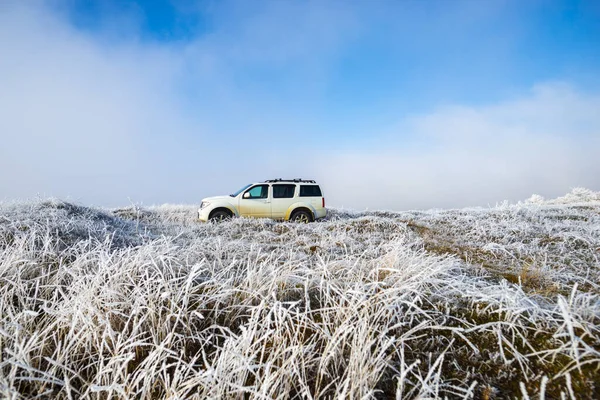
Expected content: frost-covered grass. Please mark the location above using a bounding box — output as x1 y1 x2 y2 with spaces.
1 190 599 399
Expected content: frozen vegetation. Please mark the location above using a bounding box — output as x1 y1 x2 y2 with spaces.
0 188 599 399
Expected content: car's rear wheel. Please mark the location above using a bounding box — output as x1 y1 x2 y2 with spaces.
290 210 312 223
210 210 232 222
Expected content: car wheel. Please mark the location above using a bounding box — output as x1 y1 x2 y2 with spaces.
210 210 231 222
290 210 311 223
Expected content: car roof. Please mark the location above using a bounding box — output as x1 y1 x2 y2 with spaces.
262 179 317 184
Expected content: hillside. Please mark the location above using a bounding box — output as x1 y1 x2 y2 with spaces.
1 189 599 399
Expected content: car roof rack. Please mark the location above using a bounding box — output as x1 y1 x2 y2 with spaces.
265 178 316 183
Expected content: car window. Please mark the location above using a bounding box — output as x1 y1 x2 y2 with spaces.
273 184 295 199
246 185 268 199
299 185 322 197
231 183 252 197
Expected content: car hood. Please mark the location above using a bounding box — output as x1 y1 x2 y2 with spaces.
201 195 236 204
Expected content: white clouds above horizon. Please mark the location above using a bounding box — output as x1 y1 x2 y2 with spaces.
0 2 598 211
0 3 198 205
0 1 361 207
315 83 600 210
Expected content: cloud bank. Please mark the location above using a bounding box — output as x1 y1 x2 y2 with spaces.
315 84 600 210
0 2 598 211
0 3 199 205
0 2 357 206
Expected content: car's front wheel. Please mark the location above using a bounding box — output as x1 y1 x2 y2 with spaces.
209 210 232 222
290 210 312 223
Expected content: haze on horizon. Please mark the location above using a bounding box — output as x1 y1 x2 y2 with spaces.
1 0 599 211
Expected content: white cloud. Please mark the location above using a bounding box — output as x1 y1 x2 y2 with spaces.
0 1 360 206
1 3 598 211
0 3 199 205
313 83 600 210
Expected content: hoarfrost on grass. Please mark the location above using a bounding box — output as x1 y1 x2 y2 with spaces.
1 188 599 398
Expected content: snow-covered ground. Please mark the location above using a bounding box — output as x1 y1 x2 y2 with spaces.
1 189 599 399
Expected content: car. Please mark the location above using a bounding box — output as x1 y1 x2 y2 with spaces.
198 179 326 222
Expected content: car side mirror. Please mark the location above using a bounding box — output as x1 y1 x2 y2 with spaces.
243 192 250 199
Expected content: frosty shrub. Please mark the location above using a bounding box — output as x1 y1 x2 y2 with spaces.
0 189 599 399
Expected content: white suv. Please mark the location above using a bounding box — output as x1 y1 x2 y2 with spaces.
198 179 326 222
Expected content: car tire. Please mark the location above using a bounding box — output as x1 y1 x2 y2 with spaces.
290 210 312 223
210 210 232 222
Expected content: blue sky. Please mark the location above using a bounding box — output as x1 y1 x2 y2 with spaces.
1 0 599 209
64 0 600 128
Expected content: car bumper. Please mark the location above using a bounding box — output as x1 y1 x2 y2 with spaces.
198 207 211 222
315 208 327 220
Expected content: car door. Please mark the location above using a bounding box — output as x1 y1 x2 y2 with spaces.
238 184 272 218
271 184 296 219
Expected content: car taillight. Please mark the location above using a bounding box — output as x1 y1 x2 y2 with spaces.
322 197 325 208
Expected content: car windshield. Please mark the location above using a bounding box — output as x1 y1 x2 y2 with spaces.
230 184 252 197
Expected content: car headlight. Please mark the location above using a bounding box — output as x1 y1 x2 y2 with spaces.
200 201 210 209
